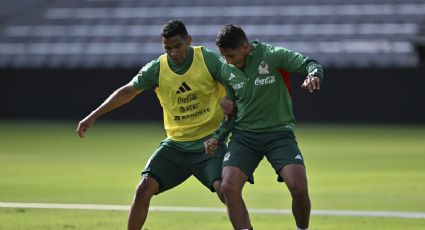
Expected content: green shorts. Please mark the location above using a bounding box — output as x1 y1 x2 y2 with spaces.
223 129 304 183
142 143 226 194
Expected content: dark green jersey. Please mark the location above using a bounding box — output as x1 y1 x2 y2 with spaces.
132 46 226 152
218 40 323 133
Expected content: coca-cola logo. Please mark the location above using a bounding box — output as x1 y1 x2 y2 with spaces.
254 76 275 86
177 94 198 104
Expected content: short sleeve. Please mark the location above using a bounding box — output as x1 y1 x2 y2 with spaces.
201 47 226 83
132 58 160 90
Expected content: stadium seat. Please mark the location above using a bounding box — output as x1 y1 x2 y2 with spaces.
0 0 424 68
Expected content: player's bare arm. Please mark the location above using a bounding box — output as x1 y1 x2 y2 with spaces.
301 75 321 93
204 138 219 154
76 82 142 138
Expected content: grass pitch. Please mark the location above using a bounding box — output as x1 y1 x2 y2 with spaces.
0 121 424 229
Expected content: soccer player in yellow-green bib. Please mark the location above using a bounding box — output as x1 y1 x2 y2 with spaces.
76 20 230 230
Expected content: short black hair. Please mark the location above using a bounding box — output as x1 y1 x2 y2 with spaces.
216 24 248 49
161 20 188 39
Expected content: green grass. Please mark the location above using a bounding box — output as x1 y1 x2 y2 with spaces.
1 121 425 229
1 208 425 230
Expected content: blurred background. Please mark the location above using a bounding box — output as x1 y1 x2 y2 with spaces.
1 0 424 123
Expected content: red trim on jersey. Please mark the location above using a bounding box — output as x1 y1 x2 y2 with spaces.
277 67 292 97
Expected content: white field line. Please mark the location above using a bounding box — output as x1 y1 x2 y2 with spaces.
1 202 425 219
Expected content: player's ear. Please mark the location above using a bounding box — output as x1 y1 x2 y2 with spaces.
186 35 192 45
241 42 250 54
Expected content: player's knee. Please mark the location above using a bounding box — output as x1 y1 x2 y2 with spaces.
220 180 242 198
134 177 157 203
212 180 225 204
286 181 308 198
212 180 222 194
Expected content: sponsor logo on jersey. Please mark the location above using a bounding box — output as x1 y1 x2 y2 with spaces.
174 108 211 120
229 73 236 80
255 75 276 85
177 94 197 104
179 103 200 113
176 82 192 94
258 61 269 74
232 82 245 90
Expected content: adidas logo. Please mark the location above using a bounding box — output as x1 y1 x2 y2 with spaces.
294 154 303 160
176 82 192 94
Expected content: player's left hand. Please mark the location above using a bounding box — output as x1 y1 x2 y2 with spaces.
204 138 218 155
220 97 236 116
301 75 321 93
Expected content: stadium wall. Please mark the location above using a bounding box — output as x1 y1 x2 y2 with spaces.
0 68 424 123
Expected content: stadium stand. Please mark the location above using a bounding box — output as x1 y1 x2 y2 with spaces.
0 0 424 68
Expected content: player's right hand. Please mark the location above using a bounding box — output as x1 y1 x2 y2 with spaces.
76 117 95 138
204 138 218 155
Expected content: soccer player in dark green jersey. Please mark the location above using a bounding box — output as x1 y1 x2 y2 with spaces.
76 20 233 230
205 24 323 230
